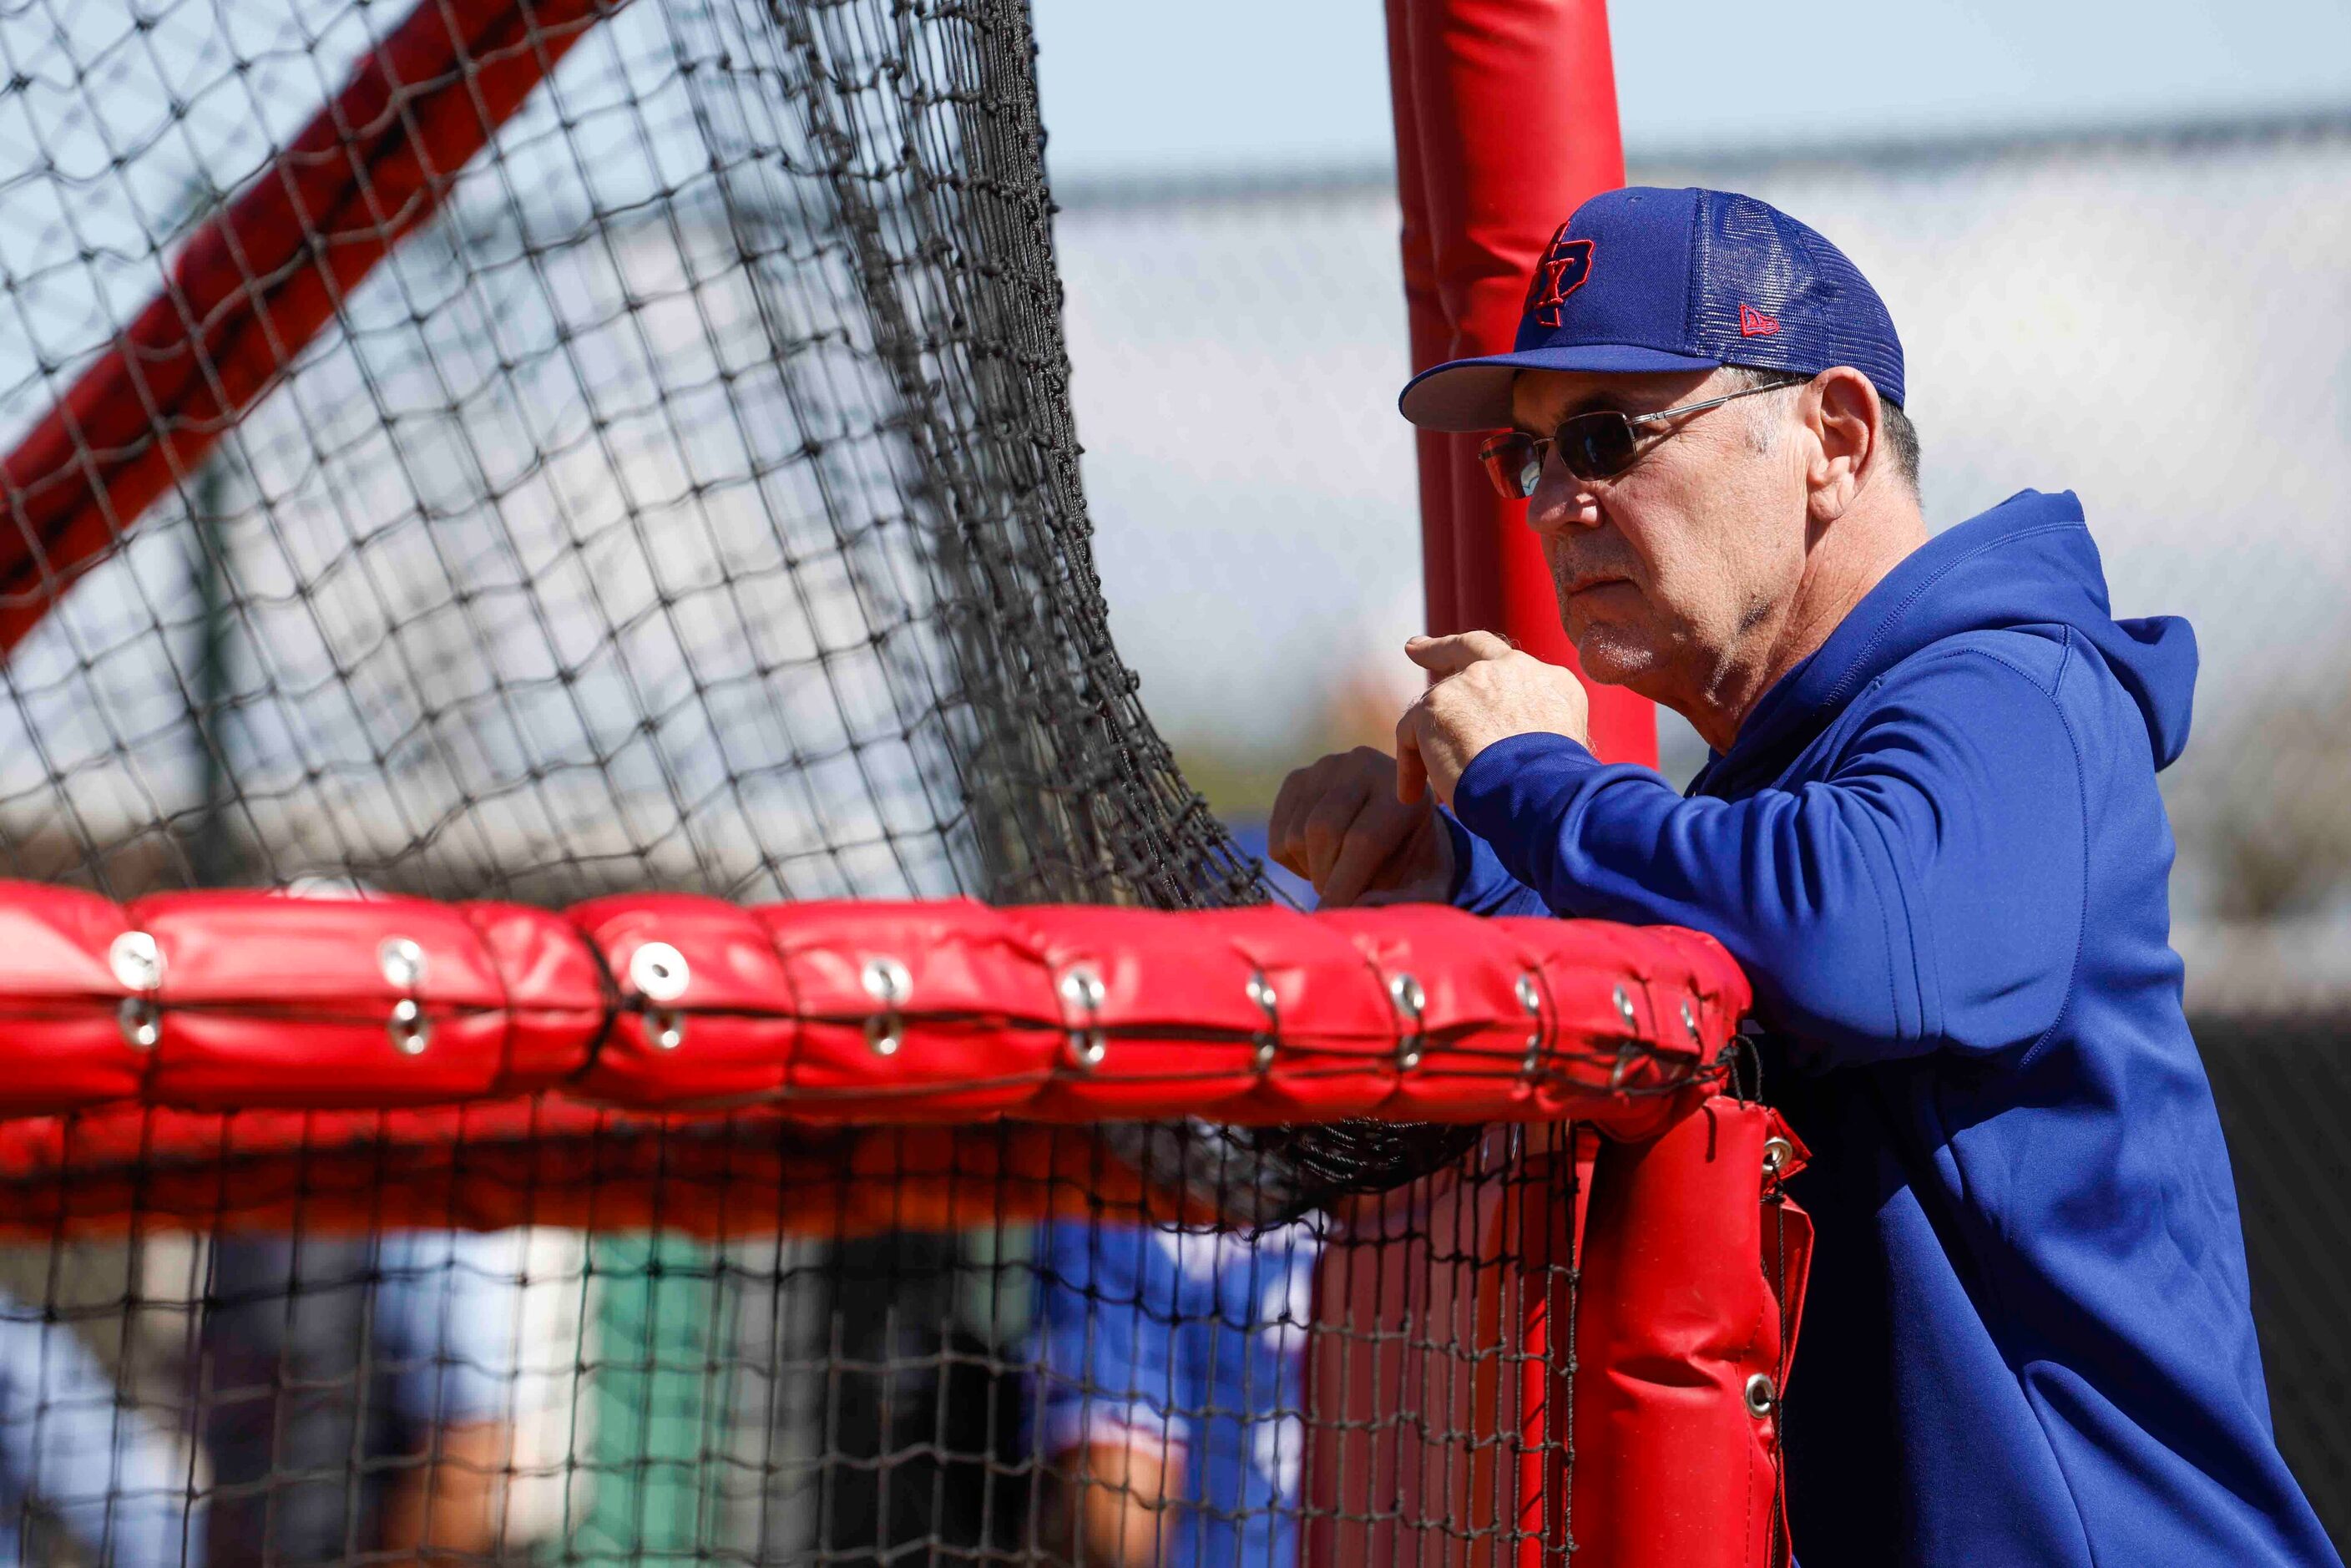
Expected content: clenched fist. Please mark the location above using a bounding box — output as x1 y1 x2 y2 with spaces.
1395 631 1591 807
1268 747 1454 908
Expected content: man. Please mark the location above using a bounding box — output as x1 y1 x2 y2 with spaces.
1269 185 2336 1565
1031 1217 1320 1568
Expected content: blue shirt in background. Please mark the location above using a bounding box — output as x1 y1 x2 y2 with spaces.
1032 1219 1322 1568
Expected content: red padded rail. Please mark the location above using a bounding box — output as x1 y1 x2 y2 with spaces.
0 883 1743 1128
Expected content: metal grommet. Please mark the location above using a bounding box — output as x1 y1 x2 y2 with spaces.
1762 1136 1794 1178
109 930 164 993
111 931 164 1050
1515 973 1541 1014
629 941 690 1003
1060 965 1106 1071
1246 970 1278 1018
117 998 159 1051
862 957 912 1057
648 1008 685 1051
1246 969 1278 1073
1388 972 1426 1019
1612 984 1638 1032
1059 965 1106 1013
388 996 432 1056
1521 1044 1543 1079
378 936 426 990
1743 1372 1777 1419
1388 972 1426 1071
862 957 912 1007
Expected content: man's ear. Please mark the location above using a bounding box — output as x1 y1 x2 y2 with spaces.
1803 367 1881 524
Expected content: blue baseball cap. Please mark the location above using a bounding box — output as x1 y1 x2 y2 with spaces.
1398 186 1904 431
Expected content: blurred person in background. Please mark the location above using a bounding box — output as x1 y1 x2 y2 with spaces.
204 1229 523 1561
0 1288 199 1565
1032 1218 1319 1568
1272 185 2336 1566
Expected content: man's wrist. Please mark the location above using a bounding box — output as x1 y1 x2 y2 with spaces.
1452 731 1601 845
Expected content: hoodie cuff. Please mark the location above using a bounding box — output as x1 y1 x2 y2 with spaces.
1452 732 1605 889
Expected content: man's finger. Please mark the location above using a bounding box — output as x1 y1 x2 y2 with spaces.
1267 763 1317 875
1405 630 1515 678
1317 797 1419 909
1297 771 1373 888
1352 814 1449 906
1395 708 1428 804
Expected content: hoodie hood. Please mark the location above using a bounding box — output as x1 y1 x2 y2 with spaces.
1703 489 2197 797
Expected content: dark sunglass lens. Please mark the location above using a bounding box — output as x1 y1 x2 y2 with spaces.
1560 414 1637 481
1478 433 1542 500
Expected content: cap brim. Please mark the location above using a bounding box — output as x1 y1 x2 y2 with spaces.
1398 344 1724 431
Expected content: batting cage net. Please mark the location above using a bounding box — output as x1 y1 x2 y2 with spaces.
0 2 1802 1564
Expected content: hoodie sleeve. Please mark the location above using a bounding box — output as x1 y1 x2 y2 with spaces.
1448 649 2088 1066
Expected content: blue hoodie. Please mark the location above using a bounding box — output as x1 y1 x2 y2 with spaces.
1444 490 2337 1567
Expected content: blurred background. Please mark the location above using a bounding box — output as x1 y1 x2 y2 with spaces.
1036 0 2351 1536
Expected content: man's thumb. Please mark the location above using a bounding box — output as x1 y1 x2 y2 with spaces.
1406 630 1514 677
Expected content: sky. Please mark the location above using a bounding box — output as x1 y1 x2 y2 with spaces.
1029 0 2351 179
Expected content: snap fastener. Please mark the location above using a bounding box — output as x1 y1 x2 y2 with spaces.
629 942 690 1002
378 936 425 989
109 930 163 992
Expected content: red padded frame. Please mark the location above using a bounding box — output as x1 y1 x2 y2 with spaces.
0 883 1741 1126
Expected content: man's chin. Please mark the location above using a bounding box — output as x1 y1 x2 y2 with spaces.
1560 623 1656 688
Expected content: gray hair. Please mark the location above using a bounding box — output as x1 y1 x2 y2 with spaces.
1724 365 1920 497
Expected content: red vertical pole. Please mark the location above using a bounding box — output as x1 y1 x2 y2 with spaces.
1385 0 1460 649
1383 0 1656 768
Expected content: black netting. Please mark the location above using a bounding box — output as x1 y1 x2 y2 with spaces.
0 0 1256 912
0 5 1568 1560
0 1115 1582 1566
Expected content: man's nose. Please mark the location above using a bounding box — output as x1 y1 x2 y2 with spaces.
1525 471 1604 536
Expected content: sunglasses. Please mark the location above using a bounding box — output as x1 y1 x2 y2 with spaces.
1476 377 1803 498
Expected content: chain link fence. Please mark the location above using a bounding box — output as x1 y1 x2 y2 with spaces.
1057 112 2351 1543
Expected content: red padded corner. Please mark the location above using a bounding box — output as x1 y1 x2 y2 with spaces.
129 889 509 1106
1492 918 1747 1136
567 893 797 1107
757 899 1059 1118
0 880 149 1110
458 901 607 1090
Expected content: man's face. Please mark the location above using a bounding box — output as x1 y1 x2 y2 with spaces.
1508 366 1810 710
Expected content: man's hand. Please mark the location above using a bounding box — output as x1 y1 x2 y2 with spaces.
1395 632 1592 808
1269 746 1454 907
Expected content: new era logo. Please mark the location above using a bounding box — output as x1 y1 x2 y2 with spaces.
1524 225 1596 330
1738 303 1781 337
